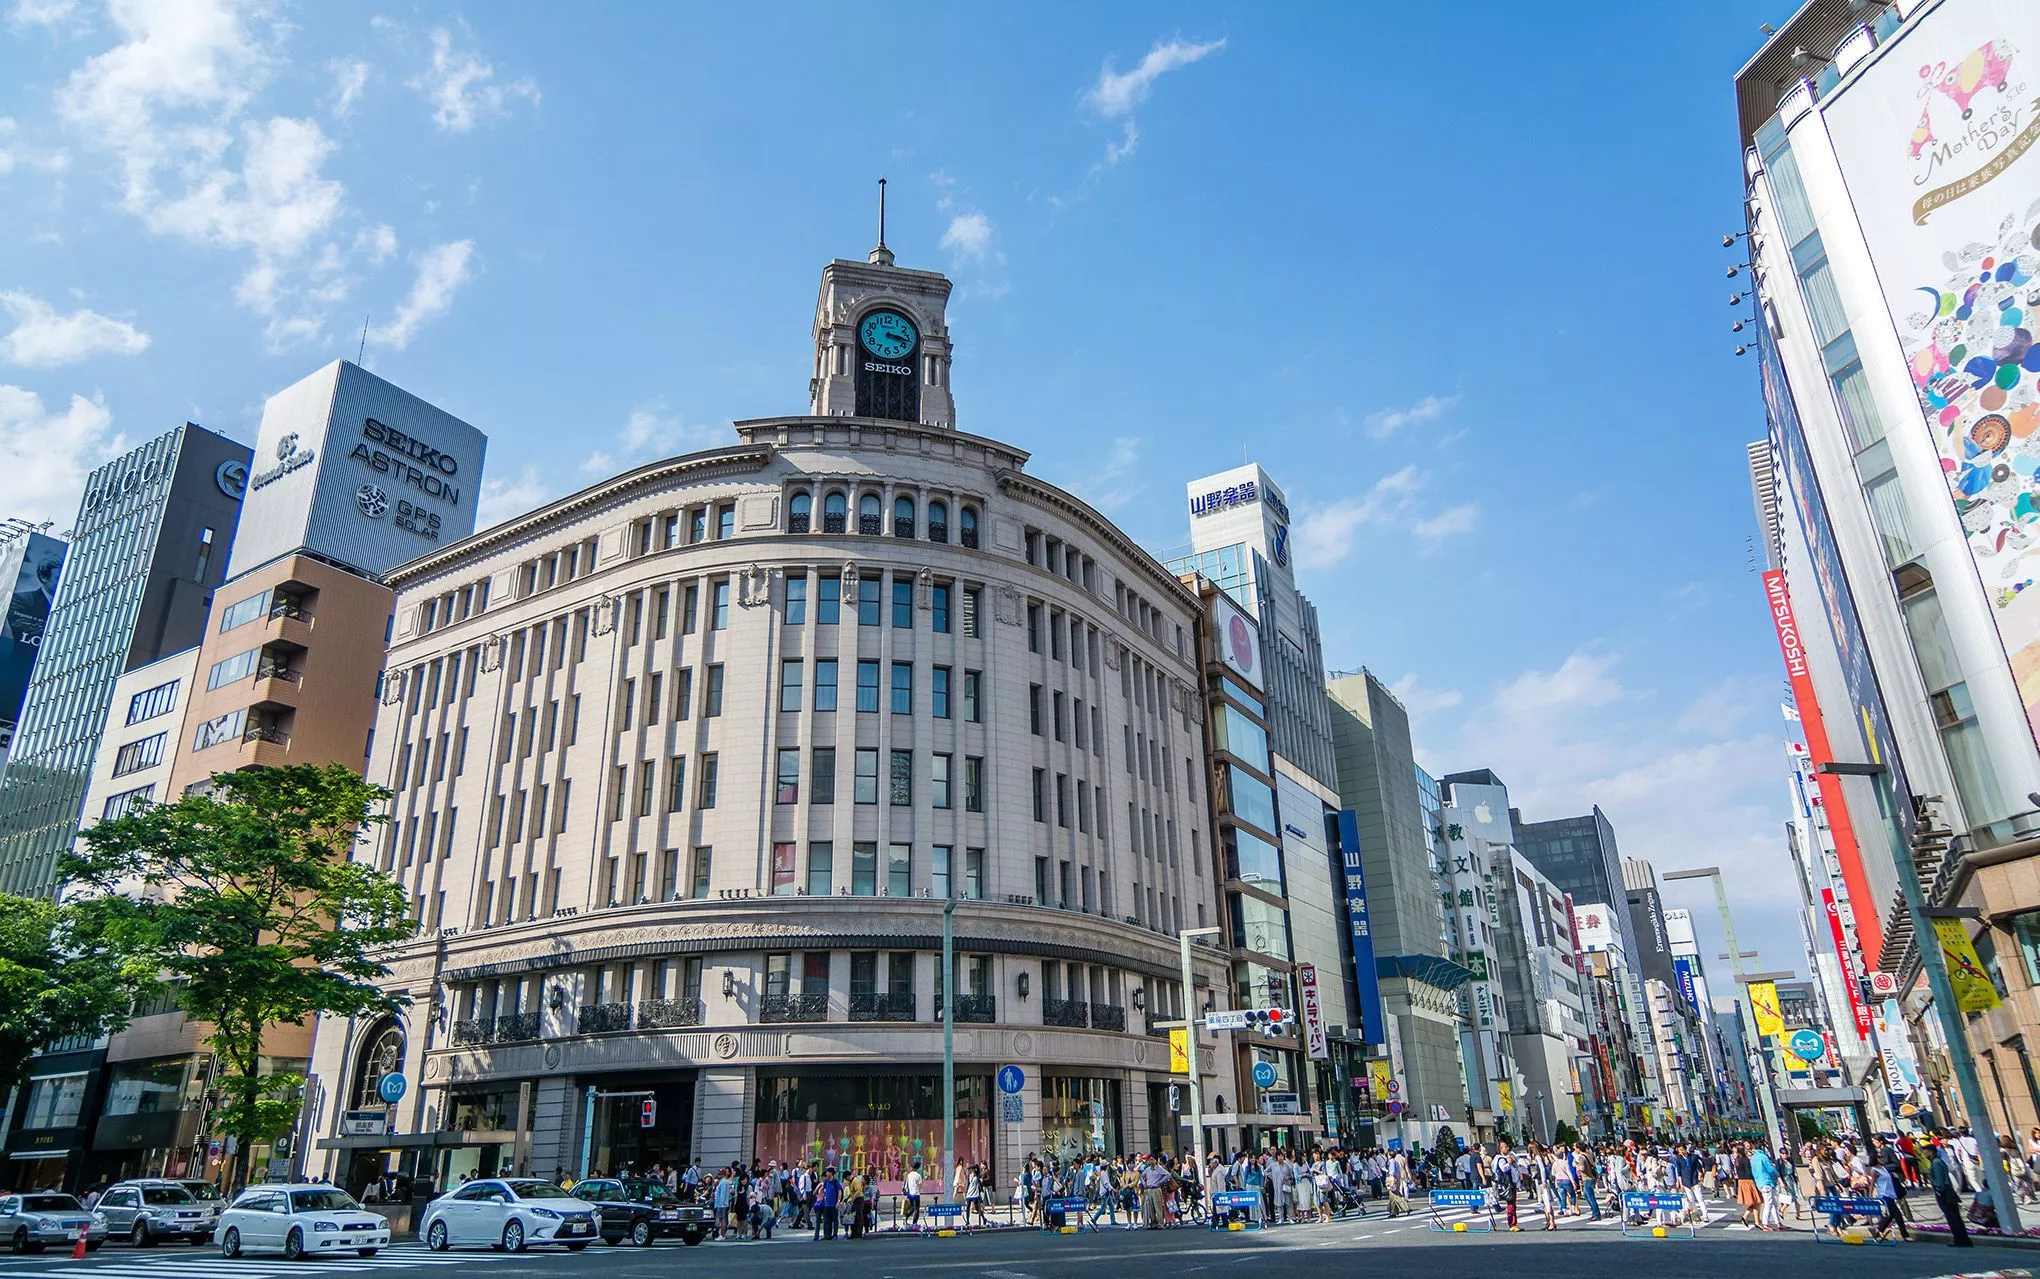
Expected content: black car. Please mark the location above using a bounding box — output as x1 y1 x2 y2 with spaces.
569 1179 712 1247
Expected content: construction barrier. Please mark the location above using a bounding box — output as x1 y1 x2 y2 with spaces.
1043 1196 1088 1233
924 1203 967 1236
1620 1191 1697 1239
1429 1187 1496 1233
1811 1195 1898 1246
1210 1190 1264 1230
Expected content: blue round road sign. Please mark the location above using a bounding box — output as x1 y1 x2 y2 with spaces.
997 1065 1025 1095
1788 1029 1826 1064
377 1072 408 1103
1252 1061 1278 1088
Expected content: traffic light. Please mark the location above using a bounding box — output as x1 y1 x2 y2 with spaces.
639 1098 657 1128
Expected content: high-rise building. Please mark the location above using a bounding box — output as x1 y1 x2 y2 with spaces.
1735 0 2040 1135
304 239 1225 1193
1490 844 1589 1143
0 425 250 897
0 526 68 773
1515 808 1642 965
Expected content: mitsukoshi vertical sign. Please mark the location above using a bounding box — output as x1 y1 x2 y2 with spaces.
1824 0 2040 744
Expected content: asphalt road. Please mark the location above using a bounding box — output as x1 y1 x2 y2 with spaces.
0 1210 2028 1279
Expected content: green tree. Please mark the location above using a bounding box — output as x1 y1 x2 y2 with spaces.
0 892 157 1092
66 764 415 1186
1552 1120 1581 1147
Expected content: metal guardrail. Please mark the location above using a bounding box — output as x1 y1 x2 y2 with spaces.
1041 998 1088 1029
760 991 830 1023
848 992 917 1022
636 997 705 1029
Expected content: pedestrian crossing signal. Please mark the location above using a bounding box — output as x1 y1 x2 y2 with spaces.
639 1099 656 1128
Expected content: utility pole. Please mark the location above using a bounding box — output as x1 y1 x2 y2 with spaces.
1178 927 1221 1170
1820 763 2022 1235
942 897 955 1203
1665 868 1786 1151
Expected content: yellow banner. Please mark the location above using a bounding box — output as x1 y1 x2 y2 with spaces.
1936 918 2004 1013
1640 1105 1653 1129
1781 1047 1810 1073
1750 981 1785 1039
1497 1081 1513 1114
1169 1028 1189 1074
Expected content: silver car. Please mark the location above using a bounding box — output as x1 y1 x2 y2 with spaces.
93 1180 213 1246
1 1192 107 1254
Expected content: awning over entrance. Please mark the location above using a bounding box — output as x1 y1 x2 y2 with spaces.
7 1150 70 1160
315 1129 515 1153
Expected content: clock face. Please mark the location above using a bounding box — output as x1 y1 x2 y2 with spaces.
859 310 918 360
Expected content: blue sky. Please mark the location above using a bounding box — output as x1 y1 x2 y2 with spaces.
1 1 1805 976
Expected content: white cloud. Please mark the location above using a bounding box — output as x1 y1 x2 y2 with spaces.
409 26 537 134
1674 677 1761 738
329 57 369 118
1492 649 1624 720
0 292 151 366
0 385 126 525
579 404 728 478
1067 436 1145 514
1389 672 1464 717
353 222 396 265
1365 392 1460 439
8 0 82 29
1290 465 1424 571
1085 37 1226 117
941 211 992 262
475 464 550 530
1100 120 1139 168
0 117 72 175
366 239 475 349
1411 501 1478 544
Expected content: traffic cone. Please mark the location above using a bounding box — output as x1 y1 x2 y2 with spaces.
71 1221 88 1260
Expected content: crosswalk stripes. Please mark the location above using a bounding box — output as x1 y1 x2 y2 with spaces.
0 1244 535 1279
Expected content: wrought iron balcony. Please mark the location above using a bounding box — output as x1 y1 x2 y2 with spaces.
636 997 705 1029
858 514 883 535
848 992 917 1022
822 513 846 533
760 991 829 1024
893 518 915 538
1091 1004 1127 1032
927 523 947 544
242 723 289 746
1042 998 1089 1029
1145 1016 1172 1039
450 1018 490 1046
492 1012 541 1042
577 1001 633 1035
959 527 979 549
951 995 996 1024
788 514 810 533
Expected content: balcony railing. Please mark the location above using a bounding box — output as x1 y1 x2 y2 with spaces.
1042 998 1089 1029
927 523 947 544
268 599 306 621
788 514 810 533
858 514 883 535
492 1012 541 1042
848 992 917 1022
577 1001 633 1035
760 991 830 1024
822 513 846 533
242 724 289 746
951 995 996 1024
959 527 979 549
1145 1016 1172 1039
450 1018 490 1046
255 662 300 683
636 997 705 1029
893 518 915 538
1091 1004 1127 1032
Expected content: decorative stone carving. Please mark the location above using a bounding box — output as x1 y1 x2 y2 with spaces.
1013 1031 1034 1056
1103 636 1124 670
479 635 505 673
738 563 770 608
591 596 618 636
542 1044 562 1071
379 669 405 706
713 1033 739 1060
994 585 1022 626
916 565 934 610
840 564 861 602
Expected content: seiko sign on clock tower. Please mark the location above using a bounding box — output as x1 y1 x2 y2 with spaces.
808 239 957 428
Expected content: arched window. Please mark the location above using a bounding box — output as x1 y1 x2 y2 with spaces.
893 497 916 538
350 1018 405 1110
959 505 980 549
927 500 949 543
823 491 847 534
858 494 882 535
788 491 812 534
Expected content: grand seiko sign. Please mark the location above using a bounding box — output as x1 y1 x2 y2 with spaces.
350 418 463 507
251 434 315 491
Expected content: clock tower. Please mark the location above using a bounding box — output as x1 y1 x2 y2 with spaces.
809 221 956 428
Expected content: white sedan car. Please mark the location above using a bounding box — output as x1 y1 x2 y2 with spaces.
215 1185 390 1260
419 1179 599 1253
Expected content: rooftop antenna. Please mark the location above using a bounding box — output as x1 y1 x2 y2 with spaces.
869 177 894 267
358 316 369 366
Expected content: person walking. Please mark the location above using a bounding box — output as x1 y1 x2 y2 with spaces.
903 1160 923 1230
1495 1142 1520 1232
1871 1154 1909 1242
1931 1141 1974 1246
1733 1143 1762 1229
1751 1144 1782 1231
817 1166 842 1241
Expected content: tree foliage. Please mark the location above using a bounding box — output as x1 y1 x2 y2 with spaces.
65 764 414 1182
0 892 156 1091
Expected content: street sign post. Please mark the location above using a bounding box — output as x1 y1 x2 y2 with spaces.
997 1065 1025 1094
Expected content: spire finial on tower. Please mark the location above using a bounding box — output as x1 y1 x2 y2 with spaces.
869 176 895 267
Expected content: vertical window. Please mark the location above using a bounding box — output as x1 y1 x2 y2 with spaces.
785 574 807 624
711 580 730 629
705 665 725 716
1027 603 1042 653
855 749 879 804
892 579 914 628
932 754 952 809
889 750 913 805
965 756 984 812
716 503 735 539
620 679 636 731
963 671 981 722
807 843 833 896
682 584 699 632
194 526 216 582
780 660 803 712
964 848 985 900
891 662 913 714
858 577 881 625
961 586 981 637
814 659 838 711
698 753 719 808
612 765 628 820
667 755 686 811
647 672 663 725
776 749 800 804
660 849 680 901
1032 769 1046 822
689 846 712 899
690 508 708 542
893 496 916 538
887 843 911 896
931 583 950 633
852 842 878 895
1030 685 1043 735
817 575 841 624
654 589 670 639
1056 773 1069 827
932 845 952 899
675 669 693 720
856 661 880 712
639 764 655 817
1053 691 1065 741
812 747 836 804
932 666 950 718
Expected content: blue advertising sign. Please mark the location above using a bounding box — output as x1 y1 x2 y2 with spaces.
997 1065 1025 1095
0 532 65 726
1672 955 1701 1015
1337 810 1385 1045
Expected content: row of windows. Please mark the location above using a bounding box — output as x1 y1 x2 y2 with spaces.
125 678 180 725
604 747 990 818
109 731 166 777
418 577 490 635
778 660 982 719
785 489 981 546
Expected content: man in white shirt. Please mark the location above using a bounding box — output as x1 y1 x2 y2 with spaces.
904 1162 924 1229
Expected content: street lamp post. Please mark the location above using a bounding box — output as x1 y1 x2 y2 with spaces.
942 897 955 1205
1663 868 1786 1151
1178 927 1222 1171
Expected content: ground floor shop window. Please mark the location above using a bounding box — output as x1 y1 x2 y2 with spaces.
753 1071 990 1193
1041 1075 1120 1162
